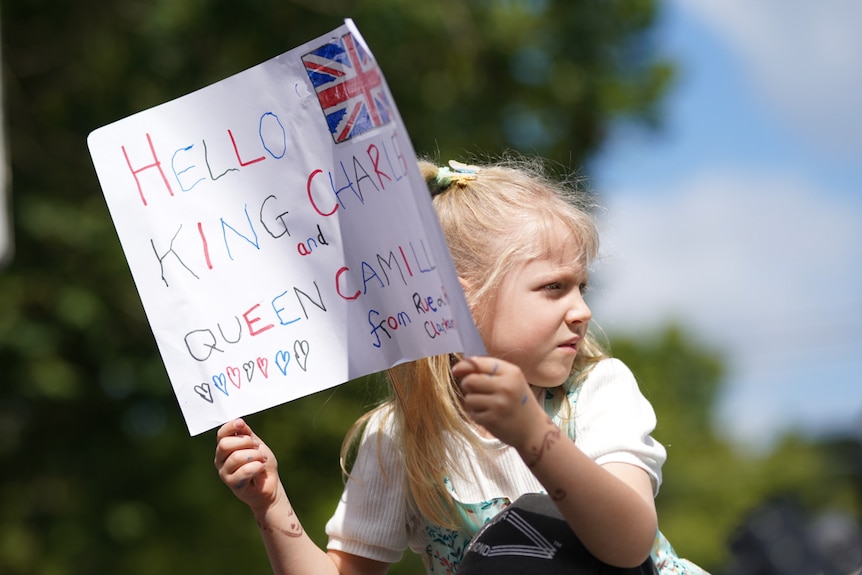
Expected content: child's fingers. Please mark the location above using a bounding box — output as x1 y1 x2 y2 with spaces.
456 359 517 400
452 356 503 379
220 455 268 492
228 461 267 491
215 418 252 442
214 420 266 468
226 448 268 474
218 444 268 480
214 433 258 467
457 358 534 414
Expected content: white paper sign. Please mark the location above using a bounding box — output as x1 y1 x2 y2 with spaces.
88 20 485 435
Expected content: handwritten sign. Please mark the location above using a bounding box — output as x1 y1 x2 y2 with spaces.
87 20 485 435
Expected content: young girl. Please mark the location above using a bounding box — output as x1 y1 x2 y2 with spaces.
214 158 708 575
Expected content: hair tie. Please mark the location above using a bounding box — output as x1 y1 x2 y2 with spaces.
431 160 481 197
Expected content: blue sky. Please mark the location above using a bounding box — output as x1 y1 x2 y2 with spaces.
589 0 862 449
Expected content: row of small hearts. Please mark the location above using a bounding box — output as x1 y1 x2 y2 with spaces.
194 339 310 403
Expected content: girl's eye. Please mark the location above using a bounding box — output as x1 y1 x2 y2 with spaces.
579 283 589 295
543 282 562 291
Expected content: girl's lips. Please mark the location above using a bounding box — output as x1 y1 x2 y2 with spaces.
558 337 581 349
557 335 584 354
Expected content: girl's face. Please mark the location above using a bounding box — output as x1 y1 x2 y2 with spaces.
477 231 592 388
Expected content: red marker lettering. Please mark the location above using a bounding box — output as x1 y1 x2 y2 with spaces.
121 133 174 206
335 266 361 300
228 129 265 167
307 169 338 216
243 303 274 336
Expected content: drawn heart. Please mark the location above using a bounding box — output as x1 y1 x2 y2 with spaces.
275 350 291 376
242 361 255 382
194 383 214 403
226 365 242 389
294 339 310 372
212 373 229 397
257 356 269 379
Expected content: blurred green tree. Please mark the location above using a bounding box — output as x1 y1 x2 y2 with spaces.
609 327 862 572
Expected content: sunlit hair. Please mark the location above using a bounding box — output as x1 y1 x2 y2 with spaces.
341 155 608 529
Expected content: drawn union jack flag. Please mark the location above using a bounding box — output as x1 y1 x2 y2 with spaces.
302 32 393 143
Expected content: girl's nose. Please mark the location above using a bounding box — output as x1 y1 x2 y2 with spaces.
566 293 592 325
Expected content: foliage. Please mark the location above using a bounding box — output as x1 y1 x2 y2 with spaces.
610 327 862 572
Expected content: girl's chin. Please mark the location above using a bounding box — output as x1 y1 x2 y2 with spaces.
528 374 571 389
528 364 576 388
531 381 567 390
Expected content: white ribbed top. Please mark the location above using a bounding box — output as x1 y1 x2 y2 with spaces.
325 358 666 564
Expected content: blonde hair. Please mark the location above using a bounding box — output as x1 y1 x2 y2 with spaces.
341 155 608 529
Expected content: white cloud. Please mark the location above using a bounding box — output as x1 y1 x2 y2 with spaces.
673 0 862 159
590 169 862 444
593 169 862 340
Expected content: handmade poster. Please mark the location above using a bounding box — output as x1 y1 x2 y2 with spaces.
88 19 486 435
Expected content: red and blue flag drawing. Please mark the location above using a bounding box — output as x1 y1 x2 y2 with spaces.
302 33 393 143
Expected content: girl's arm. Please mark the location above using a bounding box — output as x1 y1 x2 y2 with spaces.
452 358 657 568
215 419 390 575
516 417 657 567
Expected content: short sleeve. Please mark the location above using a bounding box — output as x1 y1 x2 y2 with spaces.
573 358 667 494
325 409 409 563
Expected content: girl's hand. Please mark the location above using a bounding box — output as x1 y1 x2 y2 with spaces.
214 418 283 515
452 356 548 449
